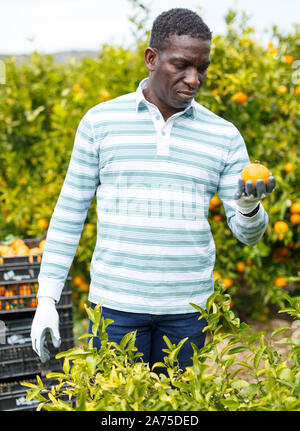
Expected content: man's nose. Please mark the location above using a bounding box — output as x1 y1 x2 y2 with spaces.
183 67 200 88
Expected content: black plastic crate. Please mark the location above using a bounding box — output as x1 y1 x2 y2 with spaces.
0 277 72 315
0 232 46 265
0 308 74 380
0 377 61 411
0 231 73 315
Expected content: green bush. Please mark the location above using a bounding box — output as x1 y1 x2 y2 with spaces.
22 281 300 411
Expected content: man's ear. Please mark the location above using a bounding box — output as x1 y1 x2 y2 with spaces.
144 47 159 73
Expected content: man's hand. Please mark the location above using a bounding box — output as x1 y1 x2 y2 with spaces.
31 296 61 363
234 175 276 215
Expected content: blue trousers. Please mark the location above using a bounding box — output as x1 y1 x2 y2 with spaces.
88 303 207 375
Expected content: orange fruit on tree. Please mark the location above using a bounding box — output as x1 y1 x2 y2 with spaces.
284 162 293 173
72 84 83 94
290 202 300 214
212 214 222 222
213 272 222 281
284 55 294 65
290 213 300 225
274 221 289 240
236 262 245 272
74 276 85 287
241 162 271 188
275 277 287 288
277 85 288 94
209 194 221 210
295 86 300 95
37 218 49 230
233 92 248 104
274 221 289 234
222 278 234 289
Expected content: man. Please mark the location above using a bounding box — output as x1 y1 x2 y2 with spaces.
31 8 275 373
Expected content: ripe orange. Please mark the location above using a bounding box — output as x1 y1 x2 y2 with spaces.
267 41 278 55
222 278 234 289
37 218 49 230
284 162 293 173
29 247 42 255
212 214 222 222
290 213 300 225
284 55 294 65
290 202 300 214
100 89 111 101
74 276 85 286
213 272 222 281
274 221 289 239
241 162 271 187
15 245 30 256
209 194 221 210
277 85 288 94
274 221 289 234
10 238 26 250
39 240 46 252
246 258 253 266
236 262 245 272
72 84 83 94
295 86 300 95
233 92 248 104
275 277 287 288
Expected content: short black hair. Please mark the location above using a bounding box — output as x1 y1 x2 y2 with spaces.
149 8 212 51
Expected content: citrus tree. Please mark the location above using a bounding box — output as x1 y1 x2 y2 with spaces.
0 1 299 324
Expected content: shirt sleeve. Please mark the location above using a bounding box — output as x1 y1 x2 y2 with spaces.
37 109 100 302
217 129 268 246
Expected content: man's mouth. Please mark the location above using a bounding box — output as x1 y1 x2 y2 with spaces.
177 90 196 100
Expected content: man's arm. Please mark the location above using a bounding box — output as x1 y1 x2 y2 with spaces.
31 109 100 362
216 130 269 247
37 109 100 302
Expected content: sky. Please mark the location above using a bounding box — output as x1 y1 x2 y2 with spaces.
0 0 299 55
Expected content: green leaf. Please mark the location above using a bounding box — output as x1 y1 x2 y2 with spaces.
152 362 167 369
20 381 39 389
231 379 249 389
235 361 253 370
221 399 239 410
63 358 70 375
228 346 248 355
254 348 265 369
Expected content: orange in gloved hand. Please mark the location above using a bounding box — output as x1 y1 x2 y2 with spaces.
241 162 271 188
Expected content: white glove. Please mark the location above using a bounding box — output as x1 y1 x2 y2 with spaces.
234 176 276 214
31 296 61 363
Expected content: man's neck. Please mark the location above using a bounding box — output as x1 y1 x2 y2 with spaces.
142 86 184 122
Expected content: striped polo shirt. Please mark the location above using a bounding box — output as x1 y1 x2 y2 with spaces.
37 78 268 314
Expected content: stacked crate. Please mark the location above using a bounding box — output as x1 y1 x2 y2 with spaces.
0 233 74 411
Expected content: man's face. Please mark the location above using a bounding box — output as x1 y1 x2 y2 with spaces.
145 34 211 113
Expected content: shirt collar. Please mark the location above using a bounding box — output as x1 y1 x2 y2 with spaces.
136 77 197 120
